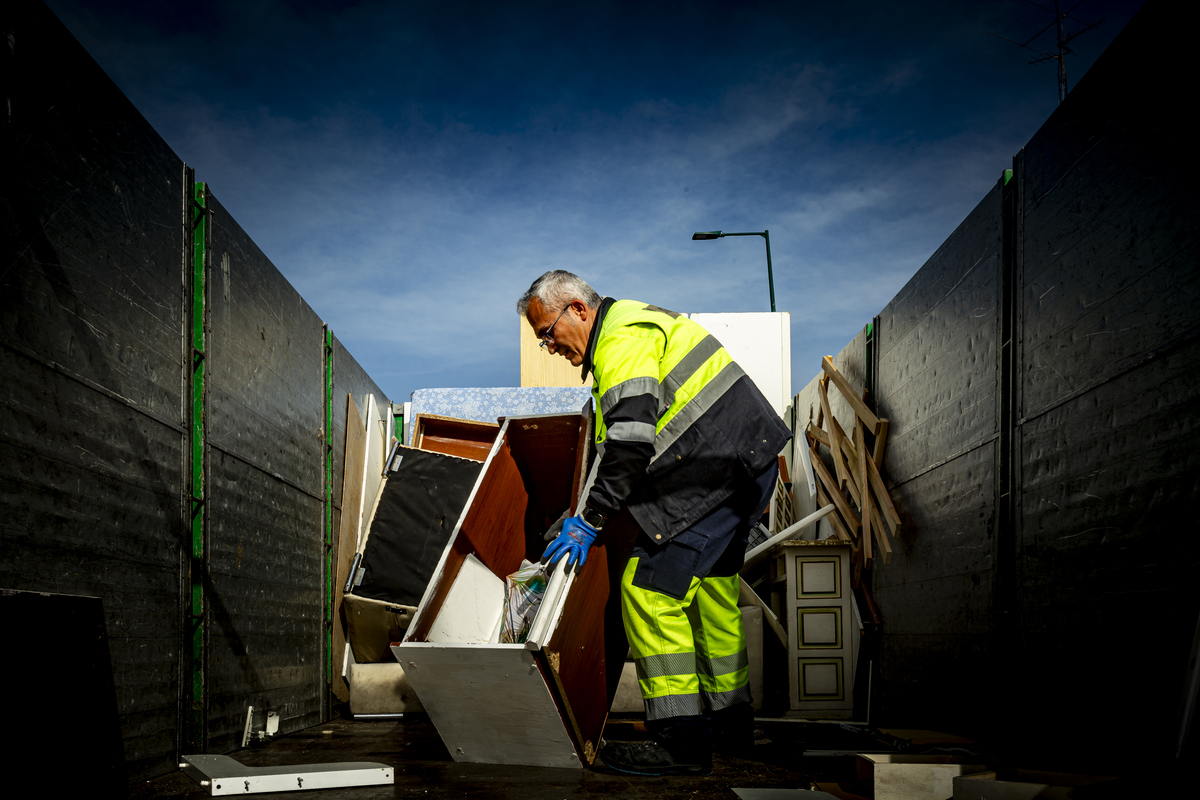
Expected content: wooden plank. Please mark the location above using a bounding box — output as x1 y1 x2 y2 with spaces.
817 377 850 491
332 393 368 703
822 355 881 434
858 420 871 565
815 481 856 549
807 422 830 448
810 446 861 535
867 490 893 566
836 421 863 508
872 418 890 465
865 442 902 535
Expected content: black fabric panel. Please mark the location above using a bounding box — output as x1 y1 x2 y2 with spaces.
205 194 326 750
1 0 186 782
355 449 483 606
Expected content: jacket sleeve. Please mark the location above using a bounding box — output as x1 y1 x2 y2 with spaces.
586 331 661 516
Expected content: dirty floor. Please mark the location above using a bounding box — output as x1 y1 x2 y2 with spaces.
130 714 904 799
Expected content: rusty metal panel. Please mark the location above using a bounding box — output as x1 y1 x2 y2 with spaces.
0 0 186 782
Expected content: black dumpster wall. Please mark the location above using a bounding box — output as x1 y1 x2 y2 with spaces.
797 1 1198 766
1 1 391 780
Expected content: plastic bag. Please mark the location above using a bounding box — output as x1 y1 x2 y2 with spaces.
499 560 549 644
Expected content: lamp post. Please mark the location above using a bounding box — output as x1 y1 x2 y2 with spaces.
692 229 776 312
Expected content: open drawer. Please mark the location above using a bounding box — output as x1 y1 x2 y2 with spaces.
392 408 628 768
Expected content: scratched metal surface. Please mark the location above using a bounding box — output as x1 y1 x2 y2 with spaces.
0 1 187 781
205 195 327 753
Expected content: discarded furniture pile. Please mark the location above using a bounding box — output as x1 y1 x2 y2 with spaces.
327 393 634 768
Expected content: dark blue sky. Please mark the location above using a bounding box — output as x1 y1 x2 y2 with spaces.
47 0 1145 402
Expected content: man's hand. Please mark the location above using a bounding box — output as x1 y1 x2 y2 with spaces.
541 514 599 572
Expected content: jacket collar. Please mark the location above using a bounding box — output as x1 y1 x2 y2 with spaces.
581 296 615 381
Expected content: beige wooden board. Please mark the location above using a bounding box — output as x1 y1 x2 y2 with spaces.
857 754 987 800
393 642 581 768
347 661 424 715
519 316 593 388
333 394 368 703
359 394 387 550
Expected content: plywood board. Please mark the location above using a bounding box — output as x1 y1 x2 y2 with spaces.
394 643 581 768
359 394 387 550
520 315 594 388
689 312 791 417
332 393 367 702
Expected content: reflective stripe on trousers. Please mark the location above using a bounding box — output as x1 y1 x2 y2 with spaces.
620 557 751 721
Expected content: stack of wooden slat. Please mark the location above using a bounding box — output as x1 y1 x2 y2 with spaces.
806 356 902 579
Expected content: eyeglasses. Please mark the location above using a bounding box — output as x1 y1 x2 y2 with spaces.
538 303 572 349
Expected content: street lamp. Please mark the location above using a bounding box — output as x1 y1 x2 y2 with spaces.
691 229 776 312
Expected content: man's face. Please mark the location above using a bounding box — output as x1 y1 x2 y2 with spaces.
525 297 593 367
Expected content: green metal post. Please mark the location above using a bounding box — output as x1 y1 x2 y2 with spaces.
763 229 776 313
188 181 209 752
323 327 335 708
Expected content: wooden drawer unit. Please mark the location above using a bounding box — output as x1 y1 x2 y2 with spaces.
392 409 630 768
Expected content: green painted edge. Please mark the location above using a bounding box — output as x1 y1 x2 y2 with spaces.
323 327 335 701
189 181 208 750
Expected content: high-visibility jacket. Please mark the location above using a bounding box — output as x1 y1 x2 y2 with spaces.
582 298 791 541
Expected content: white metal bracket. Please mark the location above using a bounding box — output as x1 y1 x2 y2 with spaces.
179 754 393 795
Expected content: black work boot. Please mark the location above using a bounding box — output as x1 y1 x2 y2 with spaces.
598 738 713 776
711 702 756 756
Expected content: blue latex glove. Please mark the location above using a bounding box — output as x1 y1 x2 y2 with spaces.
541 514 599 572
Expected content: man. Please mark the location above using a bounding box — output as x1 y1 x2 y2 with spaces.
517 270 791 776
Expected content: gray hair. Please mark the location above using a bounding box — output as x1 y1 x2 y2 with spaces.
516 270 601 316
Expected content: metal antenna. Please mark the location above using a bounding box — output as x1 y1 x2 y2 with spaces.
988 0 1107 104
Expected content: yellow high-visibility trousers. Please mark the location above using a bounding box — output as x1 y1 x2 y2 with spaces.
620 556 751 721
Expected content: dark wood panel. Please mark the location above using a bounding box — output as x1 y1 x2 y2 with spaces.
414 414 499 462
